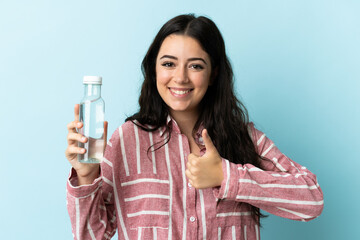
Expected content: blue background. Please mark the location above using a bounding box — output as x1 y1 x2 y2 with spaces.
1 0 359 239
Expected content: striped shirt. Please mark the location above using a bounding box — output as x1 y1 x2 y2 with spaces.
66 117 324 240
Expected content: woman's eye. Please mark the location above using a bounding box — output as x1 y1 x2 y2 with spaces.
190 64 204 70
162 62 174 67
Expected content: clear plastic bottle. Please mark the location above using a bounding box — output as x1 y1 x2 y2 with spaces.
78 76 105 163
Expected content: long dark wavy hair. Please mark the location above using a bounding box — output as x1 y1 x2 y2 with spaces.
126 14 266 224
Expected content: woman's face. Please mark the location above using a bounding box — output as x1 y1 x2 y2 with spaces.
156 34 212 117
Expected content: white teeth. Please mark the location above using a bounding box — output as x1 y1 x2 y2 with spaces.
171 89 191 95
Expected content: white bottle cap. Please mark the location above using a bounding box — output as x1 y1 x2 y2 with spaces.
83 76 102 85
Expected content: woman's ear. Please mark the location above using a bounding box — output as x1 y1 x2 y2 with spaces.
209 66 219 86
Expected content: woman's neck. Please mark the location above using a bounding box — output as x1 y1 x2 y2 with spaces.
170 109 199 137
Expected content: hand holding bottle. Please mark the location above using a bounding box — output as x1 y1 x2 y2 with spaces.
65 104 108 185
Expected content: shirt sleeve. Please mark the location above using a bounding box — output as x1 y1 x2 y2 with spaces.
213 123 324 222
66 130 121 240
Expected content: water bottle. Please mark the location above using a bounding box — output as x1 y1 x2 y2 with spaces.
78 76 105 163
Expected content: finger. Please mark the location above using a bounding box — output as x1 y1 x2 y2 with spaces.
186 161 200 176
104 121 108 142
186 161 192 170
67 132 87 144
188 156 200 169
187 153 199 162
67 121 83 133
188 154 201 168
185 168 194 180
186 173 194 186
103 121 108 152
74 104 80 122
185 171 198 189
67 145 86 155
188 179 194 187
202 129 216 152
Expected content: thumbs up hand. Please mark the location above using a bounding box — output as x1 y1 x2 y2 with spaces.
185 129 224 189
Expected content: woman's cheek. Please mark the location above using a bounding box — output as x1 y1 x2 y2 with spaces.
156 71 172 84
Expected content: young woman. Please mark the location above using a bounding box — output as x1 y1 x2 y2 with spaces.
65 14 324 240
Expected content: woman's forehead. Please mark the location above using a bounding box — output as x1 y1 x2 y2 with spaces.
158 34 208 59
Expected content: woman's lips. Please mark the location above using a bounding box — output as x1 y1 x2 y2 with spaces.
169 87 193 97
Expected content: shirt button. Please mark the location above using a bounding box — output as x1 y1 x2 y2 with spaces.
188 182 192 188
190 216 196 222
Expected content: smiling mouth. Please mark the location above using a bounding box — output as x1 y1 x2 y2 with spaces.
169 88 193 96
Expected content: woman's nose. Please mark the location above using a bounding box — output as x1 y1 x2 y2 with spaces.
173 66 188 84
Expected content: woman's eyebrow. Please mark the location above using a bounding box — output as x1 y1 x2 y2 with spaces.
160 55 207 65
160 55 177 60
188 57 207 65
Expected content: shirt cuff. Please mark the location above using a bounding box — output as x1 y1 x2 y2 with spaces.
66 168 103 198
213 158 239 200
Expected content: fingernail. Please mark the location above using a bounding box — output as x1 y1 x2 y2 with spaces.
81 137 86 142
77 122 82 127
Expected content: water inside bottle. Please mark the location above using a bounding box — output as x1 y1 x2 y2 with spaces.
78 136 105 163
78 97 105 163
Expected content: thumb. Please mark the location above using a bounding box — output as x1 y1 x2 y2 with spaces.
202 129 215 152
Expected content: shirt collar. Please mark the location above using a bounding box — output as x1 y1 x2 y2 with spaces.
162 115 205 146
